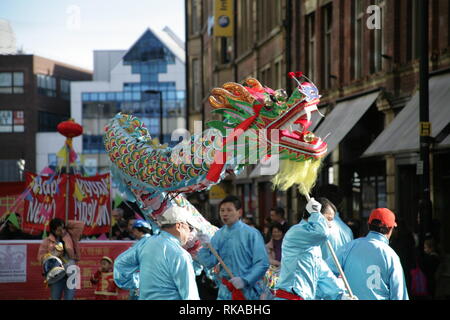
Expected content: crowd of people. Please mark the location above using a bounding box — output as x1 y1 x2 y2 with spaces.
0 183 448 300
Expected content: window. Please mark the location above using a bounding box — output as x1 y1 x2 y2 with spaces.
0 72 24 94
37 74 56 97
260 65 271 87
0 159 25 182
322 4 333 89
353 0 365 79
274 59 283 89
305 13 316 81
0 110 24 133
407 0 420 61
60 79 70 100
371 0 385 73
191 0 201 35
38 111 68 132
218 37 233 64
237 0 253 56
257 0 282 40
192 59 202 112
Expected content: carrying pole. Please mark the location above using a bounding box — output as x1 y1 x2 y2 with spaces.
300 183 355 298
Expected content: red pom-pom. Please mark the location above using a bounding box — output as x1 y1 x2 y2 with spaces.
295 72 304 78
288 72 296 79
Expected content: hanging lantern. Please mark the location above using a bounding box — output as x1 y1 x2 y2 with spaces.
57 119 83 138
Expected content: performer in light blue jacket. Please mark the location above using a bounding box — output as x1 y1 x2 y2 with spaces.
274 197 352 300
137 206 202 300
196 195 269 300
326 208 409 300
320 211 354 261
113 219 152 299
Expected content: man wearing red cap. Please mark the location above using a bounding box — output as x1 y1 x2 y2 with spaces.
326 208 409 300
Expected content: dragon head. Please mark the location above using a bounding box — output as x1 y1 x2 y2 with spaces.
207 73 327 194
207 75 327 161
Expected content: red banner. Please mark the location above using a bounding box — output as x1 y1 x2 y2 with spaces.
71 173 111 235
22 173 66 234
22 173 111 236
0 240 133 300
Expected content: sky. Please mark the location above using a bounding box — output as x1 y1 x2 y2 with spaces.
0 0 185 71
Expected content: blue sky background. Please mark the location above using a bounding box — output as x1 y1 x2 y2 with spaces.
0 0 185 70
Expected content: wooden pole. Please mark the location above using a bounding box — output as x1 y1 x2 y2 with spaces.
206 243 234 279
65 139 71 223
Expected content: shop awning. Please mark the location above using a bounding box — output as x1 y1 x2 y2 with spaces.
363 72 450 157
437 134 450 149
314 91 380 156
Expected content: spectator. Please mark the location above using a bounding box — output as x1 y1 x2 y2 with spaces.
266 223 284 267
111 208 130 240
37 218 85 300
90 256 119 300
418 237 441 299
347 218 362 239
0 212 39 240
390 219 416 295
269 207 290 234
262 217 272 243
262 223 285 298
127 219 137 240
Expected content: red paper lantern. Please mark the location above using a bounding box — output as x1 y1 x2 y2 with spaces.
57 119 83 138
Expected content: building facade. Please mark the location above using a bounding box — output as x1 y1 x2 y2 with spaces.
186 0 291 226
186 0 450 252
0 54 92 181
71 27 186 175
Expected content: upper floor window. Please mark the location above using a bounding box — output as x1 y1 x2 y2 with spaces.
305 12 316 81
322 4 333 89
37 74 56 97
257 0 282 41
0 110 24 133
371 0 385 73
190 0 201 35
0 72 24 94
407 0 420 61
237 0 253 56
353 0 365 80
60 79 71 100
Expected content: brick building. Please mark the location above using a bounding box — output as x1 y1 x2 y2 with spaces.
0 55 92 181
185 0 450 251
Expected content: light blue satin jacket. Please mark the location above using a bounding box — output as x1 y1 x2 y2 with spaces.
113 233 151 292
326 231 409 300
320 212 354 261
275 213 345 300
138 231 200 300
196 220 269 300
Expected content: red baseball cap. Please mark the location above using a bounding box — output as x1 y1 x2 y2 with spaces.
368 208 397 228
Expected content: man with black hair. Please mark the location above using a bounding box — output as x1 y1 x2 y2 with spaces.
274 197 351 300
326 208 409 300
197 195 269 300
114 219 152 300
269 207 290 234
315 184 353 259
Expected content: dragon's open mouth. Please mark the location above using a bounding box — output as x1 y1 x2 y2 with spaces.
267 102 327 159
